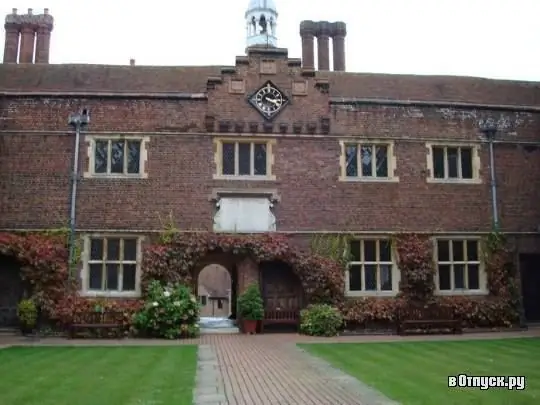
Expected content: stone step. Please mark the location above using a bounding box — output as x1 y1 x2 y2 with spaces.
0 328 18 336
200 327 239 334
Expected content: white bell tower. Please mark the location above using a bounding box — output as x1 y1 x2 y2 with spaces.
245 0 278 48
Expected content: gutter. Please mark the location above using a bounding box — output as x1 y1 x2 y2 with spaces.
330 97 540 113
0 91 208 100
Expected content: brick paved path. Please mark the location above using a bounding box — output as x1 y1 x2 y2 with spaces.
196 334 399 405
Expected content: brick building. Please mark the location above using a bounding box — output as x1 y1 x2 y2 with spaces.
1 2 540 327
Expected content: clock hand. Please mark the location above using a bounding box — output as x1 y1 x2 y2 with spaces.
266 98 280 106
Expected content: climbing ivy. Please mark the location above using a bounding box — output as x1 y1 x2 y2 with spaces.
157 211 181 244
309 234 352 266
20 226 82 270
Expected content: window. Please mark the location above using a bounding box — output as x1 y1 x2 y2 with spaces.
200 295 207 306
214 139 275 179
217 299 223 309
435 239 484 293
213 197 276 233
95 139 141 174
339 141 398 181
84 237 140 295
85 136 149 178
346 239 397 295
429 145 478 181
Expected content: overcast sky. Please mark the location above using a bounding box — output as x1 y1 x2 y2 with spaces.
2 1 539 81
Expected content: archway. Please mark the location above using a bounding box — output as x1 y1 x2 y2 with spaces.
0 254 25 328
142 233 346 316
197 263 234 319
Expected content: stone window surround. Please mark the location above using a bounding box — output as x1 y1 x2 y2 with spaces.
432 236 488 296
338 139 399 183
425 142 482 184
213 137 277 181
79 234 144 298
345 237 401 297
83 134 150 179
210 188 279 233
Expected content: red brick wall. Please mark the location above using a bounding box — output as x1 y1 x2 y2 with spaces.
1 49 540 234
1 96 540 233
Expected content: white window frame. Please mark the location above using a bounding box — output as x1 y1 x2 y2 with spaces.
426 143 481 184
84 135 150 179
80 235 143 298
213 138 276 181
433 237 487 295
339 140 399 182
345 238 400 297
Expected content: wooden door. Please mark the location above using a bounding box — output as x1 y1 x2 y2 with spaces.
0 256 24 327
520 254 540 322
260 261 302 311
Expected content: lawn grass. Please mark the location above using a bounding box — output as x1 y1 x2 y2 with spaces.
300 338 540 405
0 345 198 405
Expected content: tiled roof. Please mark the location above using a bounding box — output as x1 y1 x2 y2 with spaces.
0 64 220 94
324 71 540 106
0 63 538 106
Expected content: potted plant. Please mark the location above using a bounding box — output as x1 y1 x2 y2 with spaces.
237 283 264 334
17 299 38 336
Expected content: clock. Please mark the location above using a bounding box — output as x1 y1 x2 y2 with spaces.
248 81 289 120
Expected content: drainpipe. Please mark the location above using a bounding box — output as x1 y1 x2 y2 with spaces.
67 109 90 279
479 119 527 328
479 119 499 230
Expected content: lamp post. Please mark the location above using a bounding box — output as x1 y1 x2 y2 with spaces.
479 118 499 230
67 109 90 278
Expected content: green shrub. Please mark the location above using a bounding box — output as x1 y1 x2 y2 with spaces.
17 299 38 327
237 283 264 320
300 304 343 337
132 280 200 339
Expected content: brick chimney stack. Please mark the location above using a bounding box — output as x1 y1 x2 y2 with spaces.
2 8 54 64
35 8 54 63
315 21 331 71
19 9 36 64
3 8 19 63
300 20 347 71
331 21 347 72
299 20 316 70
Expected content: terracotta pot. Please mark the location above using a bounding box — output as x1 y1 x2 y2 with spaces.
243 319 258 334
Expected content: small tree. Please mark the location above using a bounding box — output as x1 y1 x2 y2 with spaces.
237 283 264 320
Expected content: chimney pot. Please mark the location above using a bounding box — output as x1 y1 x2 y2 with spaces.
44 8 49 15
28 8 33 15
12 8 17 14
130 59 136 66
299 20 317 36
331 21 347 37
316 21 332 37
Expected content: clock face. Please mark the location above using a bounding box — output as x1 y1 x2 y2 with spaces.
248 82 289 120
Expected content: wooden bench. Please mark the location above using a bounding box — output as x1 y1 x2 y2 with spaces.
396 303 462 336
260 309 299 333
68 311 126 339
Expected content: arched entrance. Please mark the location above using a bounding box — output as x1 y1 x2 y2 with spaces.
197 264 234 318
0 255 24 328
260 260 304 332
